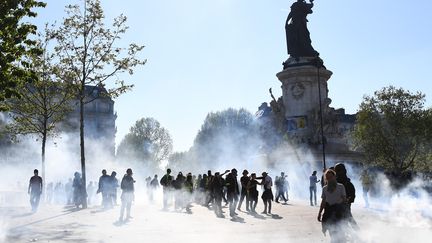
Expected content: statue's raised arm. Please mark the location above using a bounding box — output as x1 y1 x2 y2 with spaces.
285 0 319 58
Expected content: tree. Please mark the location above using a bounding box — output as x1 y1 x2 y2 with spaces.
7 28 73 189
117 118 173 169
0 0 46 110
353 86 432 185
53 0 146 208
192 108 260 168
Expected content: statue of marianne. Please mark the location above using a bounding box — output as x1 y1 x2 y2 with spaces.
285 0 319 58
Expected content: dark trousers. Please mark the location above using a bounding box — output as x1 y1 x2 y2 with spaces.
275 189 287 202
227 193 238 217
30 192 41 212
237 189 249 210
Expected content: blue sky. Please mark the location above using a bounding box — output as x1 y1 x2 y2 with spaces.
33 0 432 152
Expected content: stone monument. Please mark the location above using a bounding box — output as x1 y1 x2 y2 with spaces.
259 0 361 164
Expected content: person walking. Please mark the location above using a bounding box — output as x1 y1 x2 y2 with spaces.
28 169 43 212
309 171 320 206
119 168 135 222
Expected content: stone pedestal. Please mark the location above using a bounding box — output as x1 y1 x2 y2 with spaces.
276 63 332 143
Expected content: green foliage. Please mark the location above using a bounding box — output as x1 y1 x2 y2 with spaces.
353 86 432 175
117 118 173 167
0 0 46 110
7 27 73 140
53 0 146 98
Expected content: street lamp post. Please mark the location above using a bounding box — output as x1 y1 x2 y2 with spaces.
314 58 327 170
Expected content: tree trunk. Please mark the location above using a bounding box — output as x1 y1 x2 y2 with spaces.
80 93 88 208
41 131 46 199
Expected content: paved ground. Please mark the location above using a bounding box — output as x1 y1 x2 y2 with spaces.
1 198 431 243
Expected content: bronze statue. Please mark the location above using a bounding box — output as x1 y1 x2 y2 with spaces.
285 0 319 58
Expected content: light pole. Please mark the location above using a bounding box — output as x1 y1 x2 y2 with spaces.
314 58 326 170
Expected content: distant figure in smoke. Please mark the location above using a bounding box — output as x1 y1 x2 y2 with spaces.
204 170 214 207
334 163 358 229
72 172 85 208
275 172 288 203
247 173 259 213
360 169 371 208
160 168 174 210
211 171 225 217
260 172 273 215
184 173 194 212
54 182 64 204
46 182 53 204
28 169 43 212
317 169 347 243
97 169 111 209
173 172 185 210
149 174 159 203
119 168 135 222
309 171 320 206
65 178 73 205
226 168 240 217
237 170 250 212
87 181 96 205
109 171 119 206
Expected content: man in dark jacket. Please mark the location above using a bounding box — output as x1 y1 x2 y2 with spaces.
160 168 173 210
28 169 43 212
225 168 240 217
237 170 250 211
119 168 135 222
334 163 358 228
97 169 111 209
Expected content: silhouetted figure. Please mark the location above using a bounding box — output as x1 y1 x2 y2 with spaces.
72 172 85 208
87 181 96 205
237 170 250 211
109 171 119 206
310 171 320 206
275 172 288 203
173 172 185 210
211 172 224 217
54 182 64 204
119 168 135 222
97 169 111 209
46 182 53 204
205 170 215 207
260 172 273 215
285 0 319 58
318 169 347 242
160 168 174 210
28 169 43 212
65 178 73 205
184 173 194 212
226 168 240 217
334 163 358 228
149 174 159 202
247 173 259 213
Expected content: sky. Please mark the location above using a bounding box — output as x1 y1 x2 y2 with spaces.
32 0 432 152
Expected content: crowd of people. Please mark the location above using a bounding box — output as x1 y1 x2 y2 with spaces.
28 163 359 241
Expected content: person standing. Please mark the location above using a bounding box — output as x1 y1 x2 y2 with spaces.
109 171 119 206
360 169 372 208
72 172 85 208
246 173 259 213
317 169 347 243
260 172 273 215
225 168 240 217
149 174 159 203
97 169 111 209
119 168 135 222
334 163 357 228
237 170 250 211
309 171 320 206
28 169 43 212
160 168 173 210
